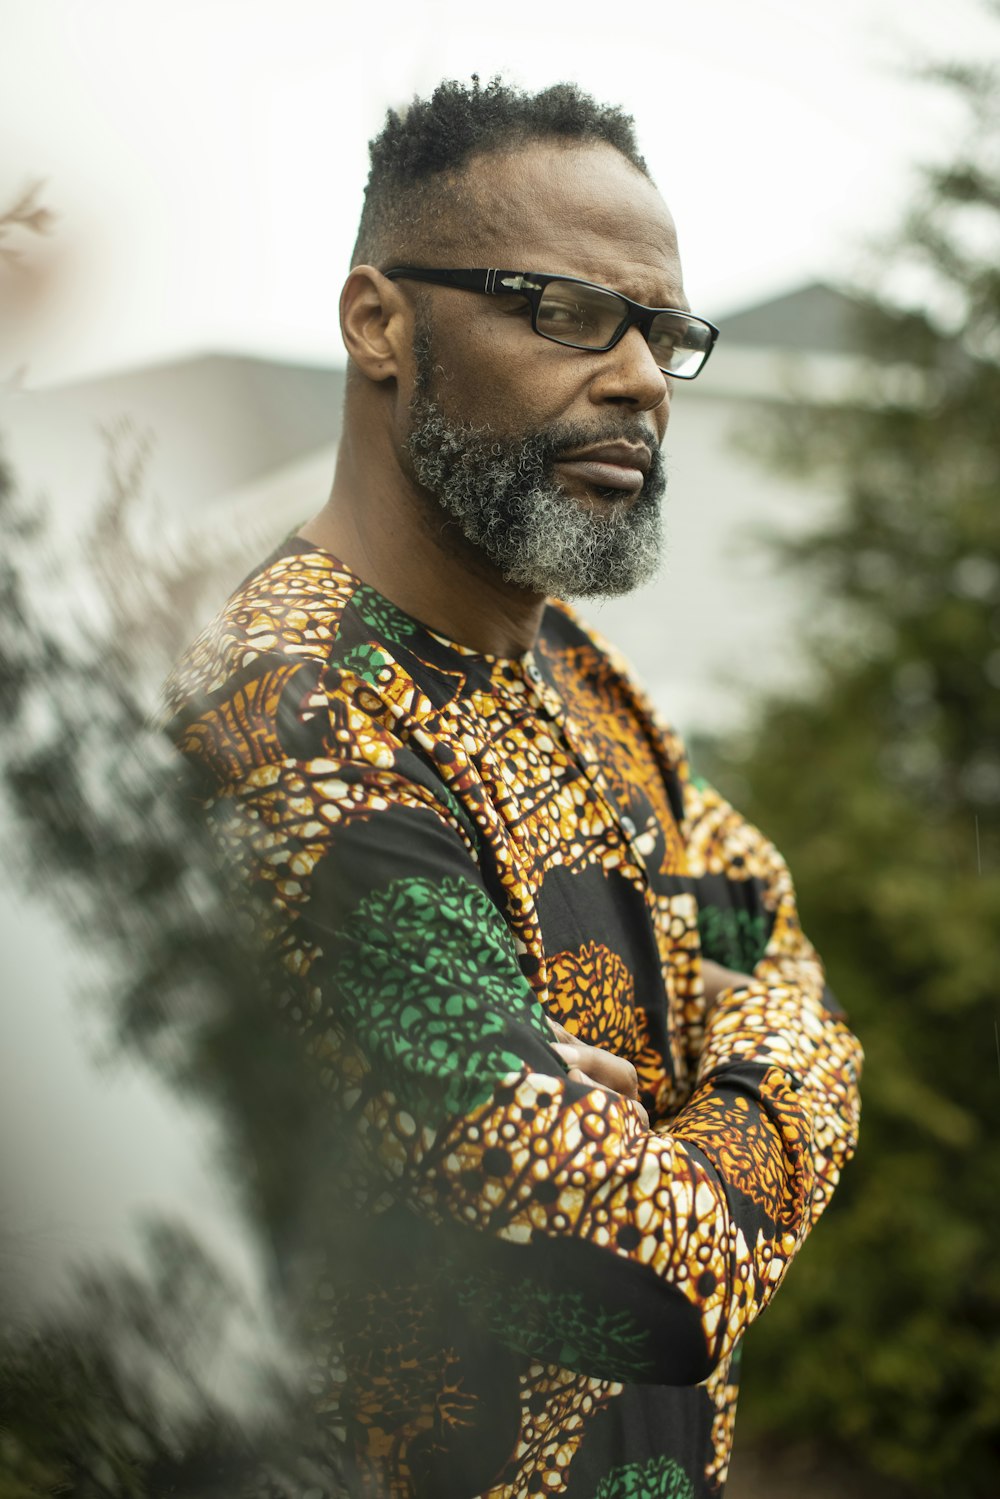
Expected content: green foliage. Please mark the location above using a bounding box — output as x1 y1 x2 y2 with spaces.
707 46 1000 1499
0 442 336 1494
0 1225 254 1499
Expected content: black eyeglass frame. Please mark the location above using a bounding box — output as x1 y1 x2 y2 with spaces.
382 266 720 379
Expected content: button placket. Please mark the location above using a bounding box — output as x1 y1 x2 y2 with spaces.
520 654 562 723
535 674 649 877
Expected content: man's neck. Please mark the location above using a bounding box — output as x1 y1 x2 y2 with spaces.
297 435 547 659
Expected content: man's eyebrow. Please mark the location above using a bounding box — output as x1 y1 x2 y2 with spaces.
627 278 690 312
598 277 691 312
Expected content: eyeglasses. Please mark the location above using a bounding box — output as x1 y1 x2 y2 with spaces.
382 266 719 379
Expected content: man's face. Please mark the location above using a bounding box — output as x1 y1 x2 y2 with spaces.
397 141 685 599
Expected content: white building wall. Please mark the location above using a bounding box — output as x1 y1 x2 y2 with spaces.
588 381 837 738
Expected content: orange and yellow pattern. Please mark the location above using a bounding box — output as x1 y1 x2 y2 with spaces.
165 541 862 1498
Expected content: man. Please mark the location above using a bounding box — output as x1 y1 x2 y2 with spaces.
165 77 861 1499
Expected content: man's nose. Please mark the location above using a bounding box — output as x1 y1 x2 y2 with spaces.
587 326 671 420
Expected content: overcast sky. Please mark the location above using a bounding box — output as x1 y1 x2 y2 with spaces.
2 0 997 384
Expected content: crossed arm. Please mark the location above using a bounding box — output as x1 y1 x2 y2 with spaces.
548 957 754 1125
204 740 861 1386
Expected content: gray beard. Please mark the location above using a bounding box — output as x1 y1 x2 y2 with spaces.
403 344 666 599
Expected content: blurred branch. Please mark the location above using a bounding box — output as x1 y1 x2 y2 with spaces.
0 180 56 252
0 179 59 388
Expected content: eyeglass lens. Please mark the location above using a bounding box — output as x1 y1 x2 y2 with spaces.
535 281 709 374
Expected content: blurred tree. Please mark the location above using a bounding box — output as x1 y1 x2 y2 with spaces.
0 444 337 1494
1 1223 257 1499
710 40 1000 1499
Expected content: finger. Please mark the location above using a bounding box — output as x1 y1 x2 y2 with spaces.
701 958 730 1004
566 1066 610 1093
612 1056 640 1102
553 1039 639 1101
552 1040 583 1068
567 1068 649 1130
702 958 755 1004
582 1047 640 1101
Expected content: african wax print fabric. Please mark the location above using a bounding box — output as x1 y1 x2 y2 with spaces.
165 539 862 1499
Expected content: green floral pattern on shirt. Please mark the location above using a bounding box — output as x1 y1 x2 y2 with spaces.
698 903 769 973
352 585 419 649
595 1455 695 1499
340 641 388 688
332 874 549 1116
451 1269 655 1381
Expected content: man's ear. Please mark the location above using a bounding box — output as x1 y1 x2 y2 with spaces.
339 266 410 382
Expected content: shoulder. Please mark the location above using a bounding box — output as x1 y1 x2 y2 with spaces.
162 545 359 714
162 546 432 795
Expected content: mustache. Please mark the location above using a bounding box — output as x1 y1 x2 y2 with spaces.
533 420 661 465
406 382 666 501
534 420 665 496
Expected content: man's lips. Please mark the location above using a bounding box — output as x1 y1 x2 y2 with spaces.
555 443 652 494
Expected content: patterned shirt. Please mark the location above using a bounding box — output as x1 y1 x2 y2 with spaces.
165 539 862 1499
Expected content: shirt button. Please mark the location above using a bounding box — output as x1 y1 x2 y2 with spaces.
526 663 543 684
620 815 637 840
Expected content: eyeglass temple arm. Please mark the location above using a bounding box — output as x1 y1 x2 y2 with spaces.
383 267 492 291
383 267 542 296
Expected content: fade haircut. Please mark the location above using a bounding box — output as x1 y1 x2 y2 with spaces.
352 75 651 267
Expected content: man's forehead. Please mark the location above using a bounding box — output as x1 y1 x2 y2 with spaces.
445 139 683 302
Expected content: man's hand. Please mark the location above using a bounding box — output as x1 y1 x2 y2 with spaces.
544 963 754 1127
701 957 755 1005
547 1017 649 1128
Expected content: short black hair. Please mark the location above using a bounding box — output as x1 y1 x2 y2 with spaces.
352 75 651 266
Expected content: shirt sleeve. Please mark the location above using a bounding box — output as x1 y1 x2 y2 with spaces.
178 659 862 1388
680 773 862 1236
